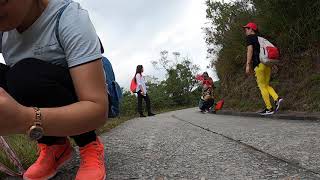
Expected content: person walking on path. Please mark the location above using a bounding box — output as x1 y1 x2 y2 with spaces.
243 22 283 115
0 0 107 179
135 65 156 117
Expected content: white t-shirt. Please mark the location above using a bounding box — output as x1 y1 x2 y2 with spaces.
135 73 147 94
0 0 102 68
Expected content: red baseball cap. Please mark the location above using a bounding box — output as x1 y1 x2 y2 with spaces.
243 22 258 31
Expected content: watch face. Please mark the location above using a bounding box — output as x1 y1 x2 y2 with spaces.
29 126 44 140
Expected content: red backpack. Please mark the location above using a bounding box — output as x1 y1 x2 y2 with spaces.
130 77 137 93
258 36 280 65
215 99 224 111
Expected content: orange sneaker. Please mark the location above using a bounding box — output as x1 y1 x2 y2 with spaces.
75 138 106 180
23 140 73 180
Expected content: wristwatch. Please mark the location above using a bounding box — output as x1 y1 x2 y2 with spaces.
28 107 44 140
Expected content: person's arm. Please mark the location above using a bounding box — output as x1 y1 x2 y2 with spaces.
208 77 214 86
0 59 107 136
246 45 253 75
208 77 215 90
245 35 255 75
27 60 107 136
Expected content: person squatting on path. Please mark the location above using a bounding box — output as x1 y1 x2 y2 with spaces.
0 0 107 179
135 65 156 117
197 72 215 113
243 22 283 116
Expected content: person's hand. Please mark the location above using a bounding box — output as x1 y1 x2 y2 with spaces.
0 88 31 135
141 91 145 96
245 64 253 75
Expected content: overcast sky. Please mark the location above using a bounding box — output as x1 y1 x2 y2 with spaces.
1 0 215 88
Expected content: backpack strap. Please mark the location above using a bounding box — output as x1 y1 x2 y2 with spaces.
55 2 72 50
55 2 104 54
99 38 104 54
0 32 3 53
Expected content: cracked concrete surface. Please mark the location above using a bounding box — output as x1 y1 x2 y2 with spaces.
5 108 320 180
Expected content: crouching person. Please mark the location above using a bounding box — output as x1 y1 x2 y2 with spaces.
0 0 107 179
196 72 215 113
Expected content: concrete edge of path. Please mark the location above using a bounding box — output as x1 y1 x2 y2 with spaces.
216 110 320 121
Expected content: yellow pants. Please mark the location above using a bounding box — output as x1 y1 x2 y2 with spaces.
254 63 279 109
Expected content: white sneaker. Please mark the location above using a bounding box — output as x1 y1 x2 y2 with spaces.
275 98 283 112
259 108 275 116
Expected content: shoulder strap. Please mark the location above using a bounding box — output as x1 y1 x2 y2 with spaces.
0 32 3 53
55 2 72 49
55 1 104 53
257 36 266 46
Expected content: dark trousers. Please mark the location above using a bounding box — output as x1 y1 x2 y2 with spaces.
199 98 215 111
0 59 96 147
137 91 152 115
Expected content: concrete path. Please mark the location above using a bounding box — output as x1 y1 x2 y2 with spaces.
6 108 320 179
101 108 320 179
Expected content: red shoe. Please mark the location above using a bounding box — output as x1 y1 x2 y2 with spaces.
23 140 73 180
75 138 106 180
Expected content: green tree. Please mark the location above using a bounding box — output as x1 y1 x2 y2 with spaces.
152 51 201 106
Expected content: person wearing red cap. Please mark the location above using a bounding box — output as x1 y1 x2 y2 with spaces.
243 22 283 115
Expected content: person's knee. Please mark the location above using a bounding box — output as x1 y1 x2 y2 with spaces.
0 64 9 90
6 59 44 100
257 83 268 89
6 58 75 106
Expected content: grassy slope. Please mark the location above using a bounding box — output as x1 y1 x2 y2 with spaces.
216 53 320 112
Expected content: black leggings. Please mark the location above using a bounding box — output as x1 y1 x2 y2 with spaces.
137 91 151 114
0 59 96 147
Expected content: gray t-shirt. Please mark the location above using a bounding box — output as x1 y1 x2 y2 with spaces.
0 0 102 68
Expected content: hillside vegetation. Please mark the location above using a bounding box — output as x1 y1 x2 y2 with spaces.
204 0 320 112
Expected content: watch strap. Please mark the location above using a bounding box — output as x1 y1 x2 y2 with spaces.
32 107 42 126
